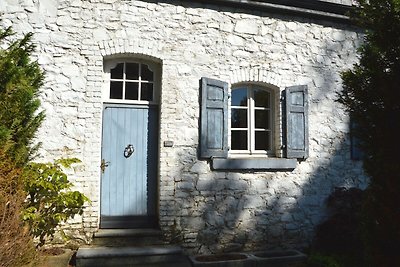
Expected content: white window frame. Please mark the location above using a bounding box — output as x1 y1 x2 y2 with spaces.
103 58 161 105
230 84 275 156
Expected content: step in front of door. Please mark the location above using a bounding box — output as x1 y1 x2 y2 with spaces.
100 215 158 229
92 228 165 247
76 245 189 267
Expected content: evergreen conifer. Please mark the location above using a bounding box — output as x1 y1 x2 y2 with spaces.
0 26 45 166
338 0 400 265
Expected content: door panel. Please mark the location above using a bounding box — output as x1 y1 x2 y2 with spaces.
101 105 158 228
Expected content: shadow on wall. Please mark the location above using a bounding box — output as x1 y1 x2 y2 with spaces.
171 41 365 256
171 140 366 255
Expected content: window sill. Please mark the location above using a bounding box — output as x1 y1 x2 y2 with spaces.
211 158 297 171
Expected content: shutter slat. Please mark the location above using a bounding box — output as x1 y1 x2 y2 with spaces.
200 77 228 158
284 85 309 159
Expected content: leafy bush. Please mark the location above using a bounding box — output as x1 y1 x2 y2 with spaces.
23 158 89 246
0 150 36 267
311 187 365 267
307 253 341 267
314 187 364 254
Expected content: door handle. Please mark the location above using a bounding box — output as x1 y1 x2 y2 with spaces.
100 159 110 174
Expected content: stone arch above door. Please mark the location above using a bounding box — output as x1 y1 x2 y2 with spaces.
98 39 165 63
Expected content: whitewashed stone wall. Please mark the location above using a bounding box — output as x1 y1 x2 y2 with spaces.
1 0 367 253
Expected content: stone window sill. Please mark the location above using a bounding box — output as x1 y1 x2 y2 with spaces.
211 158 297 171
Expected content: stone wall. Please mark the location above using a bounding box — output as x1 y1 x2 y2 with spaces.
1 0 367 253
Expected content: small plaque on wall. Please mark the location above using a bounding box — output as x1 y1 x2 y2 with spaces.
164 141 174 147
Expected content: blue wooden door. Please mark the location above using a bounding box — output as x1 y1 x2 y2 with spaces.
100 105 158 228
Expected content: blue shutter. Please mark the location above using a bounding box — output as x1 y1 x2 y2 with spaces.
200 77 229 158
284 85 309 159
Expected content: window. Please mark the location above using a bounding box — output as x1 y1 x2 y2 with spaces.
200 77 308 170
231 85 274 155
103 59 160 104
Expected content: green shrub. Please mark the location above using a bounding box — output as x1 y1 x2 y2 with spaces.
307 253 341 267
313 187 364 257
310 188 366 267
0 26 45 166
337 0 400 265
22 158 89 246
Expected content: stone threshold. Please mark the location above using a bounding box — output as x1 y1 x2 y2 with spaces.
94 228 162 238
77 245 183 258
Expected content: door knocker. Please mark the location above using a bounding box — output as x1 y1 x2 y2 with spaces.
124 144 134 158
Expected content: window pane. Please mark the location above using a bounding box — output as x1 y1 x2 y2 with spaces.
125 82 138 100
231 109 247 128
231 130 248 150
126 63 139 80
141 83 153 101
255 110 270 129
110 63 124 79
110 81 123 99
254 89 270 108
231 88 247 106
141 64 154 81
255 131 271 150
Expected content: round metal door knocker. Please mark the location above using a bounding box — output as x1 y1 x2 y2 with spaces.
124 144 134 158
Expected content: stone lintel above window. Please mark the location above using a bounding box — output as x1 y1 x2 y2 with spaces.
211 158 297 171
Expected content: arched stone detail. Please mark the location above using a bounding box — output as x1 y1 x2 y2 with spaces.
228 68 282 89
98 39 165 62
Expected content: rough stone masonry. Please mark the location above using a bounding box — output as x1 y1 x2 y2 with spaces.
0 0 368 254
